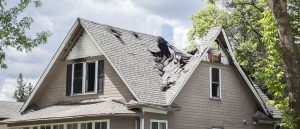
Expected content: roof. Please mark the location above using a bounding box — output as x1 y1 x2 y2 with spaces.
0 101 23 119
254 85 282 119
20 18 278 119
3 100 137 123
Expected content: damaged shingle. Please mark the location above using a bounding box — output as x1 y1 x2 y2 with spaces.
149 37 195 91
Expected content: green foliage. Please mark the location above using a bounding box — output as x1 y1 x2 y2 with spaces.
189 0 300 128
13 73 33 102
188 4 228 41
0 0 51 69
259 8 296 128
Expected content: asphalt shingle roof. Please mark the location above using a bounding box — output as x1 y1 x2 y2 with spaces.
80 19 222 106
2 100 136 123
0 101 23 119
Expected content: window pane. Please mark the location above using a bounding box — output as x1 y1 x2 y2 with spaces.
33 127 38 129
53 125 58 129
87 123 92 129
67 124 72 129
46 125 51 129
212 83 220 97
159 123 166 129
59 125 64 129
73 63 83 93
95 122 100 129
72 123 78 129
151 122 158 129
101 122 107 129
212 68 219 82
81 123 86 129
41 126 46 129
86 62 96 92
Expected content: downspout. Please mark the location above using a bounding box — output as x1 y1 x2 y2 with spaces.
140 110 145 129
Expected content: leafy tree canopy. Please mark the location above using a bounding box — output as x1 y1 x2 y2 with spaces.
187 0 300 128
0 0 51 68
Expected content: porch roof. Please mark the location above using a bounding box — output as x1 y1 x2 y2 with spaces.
2 100 138 124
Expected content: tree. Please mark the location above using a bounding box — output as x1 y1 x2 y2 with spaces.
267 0 300 128
188 0 300 128
0 0 51 68
13 73 33 102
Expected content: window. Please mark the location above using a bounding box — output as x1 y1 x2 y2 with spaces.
40 125 51 129
210 67 221 99
212 128 223 129
151 120 167 129
67 60 104 95
9 120 110 129
95 122 107 129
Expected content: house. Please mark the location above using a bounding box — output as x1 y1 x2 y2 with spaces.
0 18 281 129
0 101 23 129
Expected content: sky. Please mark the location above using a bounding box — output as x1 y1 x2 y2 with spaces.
0 0 205 101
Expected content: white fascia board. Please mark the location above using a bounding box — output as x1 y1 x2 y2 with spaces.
20 20 81 112
220 29 270 116
142 107 168 114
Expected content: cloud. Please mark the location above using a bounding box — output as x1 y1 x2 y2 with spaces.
0 77 37 101
0 0 204 101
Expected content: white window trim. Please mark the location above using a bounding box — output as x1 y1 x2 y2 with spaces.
209 67 222 99
71 61 99 96
8 120 110 129
150 119 168 129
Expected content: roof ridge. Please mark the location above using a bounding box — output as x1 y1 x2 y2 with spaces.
78 18 161 38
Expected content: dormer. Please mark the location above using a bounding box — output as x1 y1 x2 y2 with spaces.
64 30 104 96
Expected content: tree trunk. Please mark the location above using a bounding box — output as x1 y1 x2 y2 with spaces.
268 0 300 127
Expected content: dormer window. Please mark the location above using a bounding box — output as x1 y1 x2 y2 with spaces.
66 60 104 96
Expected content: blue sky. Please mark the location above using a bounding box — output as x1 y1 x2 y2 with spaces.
0 0 204 101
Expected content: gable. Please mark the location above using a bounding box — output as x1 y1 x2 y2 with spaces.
66 31 102 60
21 19 136 112
172 61 260 128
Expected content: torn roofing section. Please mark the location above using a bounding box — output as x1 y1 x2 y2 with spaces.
21 18 273 118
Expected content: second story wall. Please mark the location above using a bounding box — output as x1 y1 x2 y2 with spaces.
157 61 271 129
31 56 135 109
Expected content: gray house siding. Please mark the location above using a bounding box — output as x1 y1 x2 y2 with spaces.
32 56 134 109
144 61 273 129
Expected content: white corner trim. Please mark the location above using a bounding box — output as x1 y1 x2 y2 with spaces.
142 107 168 114
80 21 141 102
20 20 81 112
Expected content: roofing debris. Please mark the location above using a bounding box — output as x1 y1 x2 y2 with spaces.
149 37 195 91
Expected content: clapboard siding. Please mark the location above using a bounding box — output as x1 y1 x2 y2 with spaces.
33 56 134 108
144 61 273 129
66 31 102 60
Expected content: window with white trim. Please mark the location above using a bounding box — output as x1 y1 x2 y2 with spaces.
210 67 221 99
151 120 167 129
8 120 109 129
69 60 104 95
